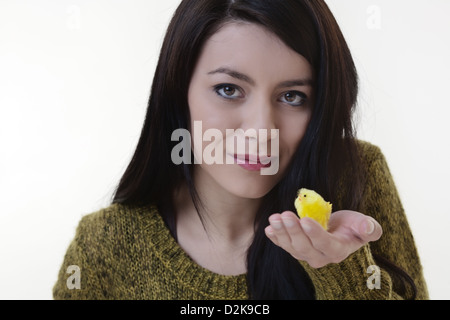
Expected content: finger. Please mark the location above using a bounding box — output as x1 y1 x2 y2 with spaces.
330 210 383 243
280 211 314 250
265 225 280 246
354 217 383 242
301 218 345 262
341 211 383 242
280 213 327 262
268 213 293 249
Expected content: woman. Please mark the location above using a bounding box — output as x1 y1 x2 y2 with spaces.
53 0 428 300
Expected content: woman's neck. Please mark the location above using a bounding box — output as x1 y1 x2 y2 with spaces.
173 172 262 275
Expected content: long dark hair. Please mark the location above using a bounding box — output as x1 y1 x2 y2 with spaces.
113 0 363 299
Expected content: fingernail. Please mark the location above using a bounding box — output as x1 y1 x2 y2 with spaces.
282 218 295 228
271 220 283 230
265 227 274 237
365 220 375 235
302 221 312 233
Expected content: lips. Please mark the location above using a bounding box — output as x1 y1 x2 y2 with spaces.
233 154 273 171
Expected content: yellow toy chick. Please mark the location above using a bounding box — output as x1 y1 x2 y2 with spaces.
294 188 332 230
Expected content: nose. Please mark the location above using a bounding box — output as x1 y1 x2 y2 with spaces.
241 96 278 143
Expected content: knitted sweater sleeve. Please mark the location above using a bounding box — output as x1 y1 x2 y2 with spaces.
299 142 429 300
53 212 112 300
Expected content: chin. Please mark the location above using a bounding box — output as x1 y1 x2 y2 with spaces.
230 185 273 200
195 162 284 201
216 168 281 199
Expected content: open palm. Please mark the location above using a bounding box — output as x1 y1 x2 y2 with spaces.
265 210 383 268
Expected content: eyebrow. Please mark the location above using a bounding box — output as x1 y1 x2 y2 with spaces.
207 67 314 88
208 67 255 85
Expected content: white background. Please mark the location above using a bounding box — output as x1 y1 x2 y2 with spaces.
0 0 449 300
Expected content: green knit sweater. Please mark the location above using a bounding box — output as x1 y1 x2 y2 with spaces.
53 142 429 300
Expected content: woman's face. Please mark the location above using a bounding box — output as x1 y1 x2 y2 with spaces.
188 22 314 199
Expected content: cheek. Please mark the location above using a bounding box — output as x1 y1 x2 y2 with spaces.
188 87 231 163
275 111 311 178
280 111 311 153
188 85 210 124
188 84 234 129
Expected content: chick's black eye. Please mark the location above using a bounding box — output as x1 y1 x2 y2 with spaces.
304 195 307 197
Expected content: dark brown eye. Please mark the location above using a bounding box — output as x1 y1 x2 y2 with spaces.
304 195 307 197
285 92 296 103
223 86 236 96
280 91 307 106
215 84 243 99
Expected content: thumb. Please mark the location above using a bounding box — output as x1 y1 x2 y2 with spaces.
354 217 383 242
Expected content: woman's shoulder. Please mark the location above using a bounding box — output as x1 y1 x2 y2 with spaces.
77 202 149 227
354 139 398 183
354 139 389 171
355 139 383 161
73 203 159 246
